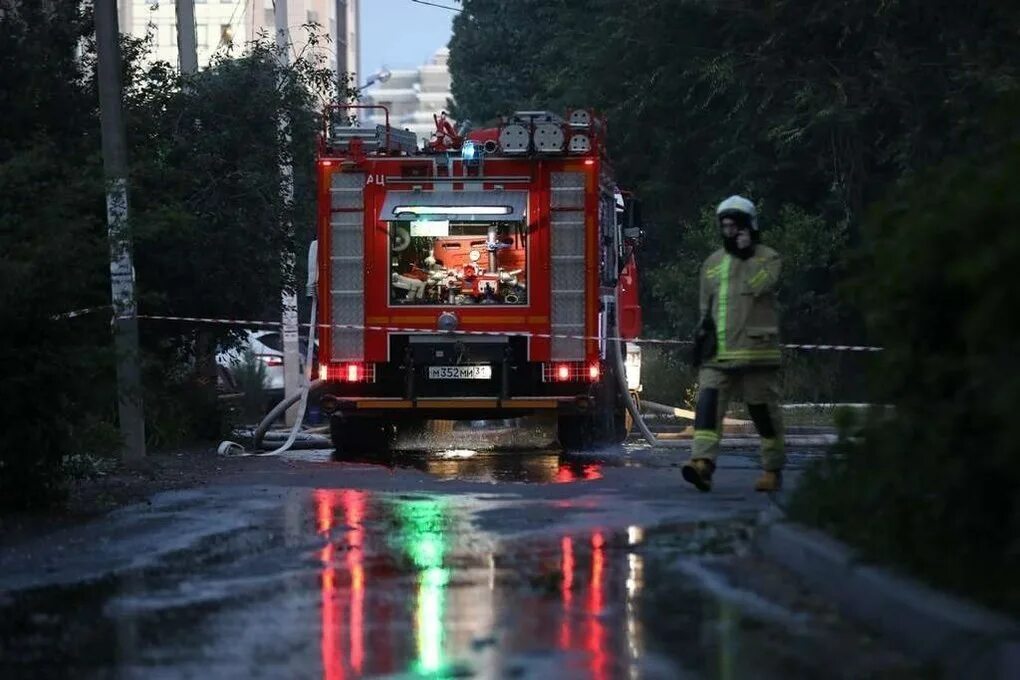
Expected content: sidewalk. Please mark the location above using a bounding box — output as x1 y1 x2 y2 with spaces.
643 415 838 447
754 506 1020 679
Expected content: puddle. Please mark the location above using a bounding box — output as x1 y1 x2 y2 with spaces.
0 490 918 678
282 417 610 485
286 447 606 485
395 416 560 450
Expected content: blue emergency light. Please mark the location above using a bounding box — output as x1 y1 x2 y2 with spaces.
461 140 477 161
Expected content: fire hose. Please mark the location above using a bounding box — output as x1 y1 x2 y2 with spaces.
217 291 329 456
610 297 684 449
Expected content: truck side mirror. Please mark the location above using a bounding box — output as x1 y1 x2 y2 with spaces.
621 196 644 244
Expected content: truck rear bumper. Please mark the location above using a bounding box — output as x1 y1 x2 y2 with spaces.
323 395 587 420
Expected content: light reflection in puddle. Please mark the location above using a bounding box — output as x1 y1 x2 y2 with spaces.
0 486 916 678
434 449 479 459
311 490 643 678
316 489 368 679
292 447 605 485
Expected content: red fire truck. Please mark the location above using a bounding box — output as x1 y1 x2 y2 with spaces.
314 107 644 455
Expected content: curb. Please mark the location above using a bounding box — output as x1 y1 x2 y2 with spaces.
754 515 1020 678
649 434 837 448
648 424 834 436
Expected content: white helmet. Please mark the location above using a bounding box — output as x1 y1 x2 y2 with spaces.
716 195 758 230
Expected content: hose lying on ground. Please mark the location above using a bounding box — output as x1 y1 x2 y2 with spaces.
642 400 751 426
250 378 325 453
609 308 683 449
218 299 325 457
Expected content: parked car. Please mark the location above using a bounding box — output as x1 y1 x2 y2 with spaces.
216 330 313 402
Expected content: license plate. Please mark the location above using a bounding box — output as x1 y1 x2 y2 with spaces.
428 365 492 380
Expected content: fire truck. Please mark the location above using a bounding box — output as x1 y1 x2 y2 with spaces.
314 107 644 455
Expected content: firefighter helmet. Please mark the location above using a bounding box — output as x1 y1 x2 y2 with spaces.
716 195 758 230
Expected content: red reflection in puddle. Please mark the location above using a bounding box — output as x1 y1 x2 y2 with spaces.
314 489 629 679
320 541 342 680
555 463 604 483
316 490 367 680
557 531 611 680
559 536 574 649
345 493 365 674
588 532 608 680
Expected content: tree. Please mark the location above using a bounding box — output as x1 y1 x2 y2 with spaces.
0 1 112 508
0 10 352 505
108 28 345 443
449 0 1020 350
790 119 1020 616
448 0 567 123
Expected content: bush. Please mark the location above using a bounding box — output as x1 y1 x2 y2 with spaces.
143 377 222 450
231 348 270 425
788 136 1020 616
639 346 696 408
645 204 865 405
649 204 851 346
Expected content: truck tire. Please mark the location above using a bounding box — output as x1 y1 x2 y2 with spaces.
330 417 393 461
557 414 591 450
613 406 633 444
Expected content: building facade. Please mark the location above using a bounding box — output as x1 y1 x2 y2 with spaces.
361 47 452 146
117 0 358 81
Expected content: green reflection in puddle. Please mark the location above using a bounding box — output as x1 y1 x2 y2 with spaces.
393 498 451 675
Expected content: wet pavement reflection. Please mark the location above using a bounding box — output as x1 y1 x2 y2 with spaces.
309 489 655 678
286 447 606 485
0 449 917 678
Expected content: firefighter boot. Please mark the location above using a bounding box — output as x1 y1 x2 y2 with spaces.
681 458 715 492
753 470 782 492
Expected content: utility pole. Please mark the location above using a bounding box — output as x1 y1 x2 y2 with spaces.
335 0 347 94
175 0 198 75
275 0 301 426
94 0 146 461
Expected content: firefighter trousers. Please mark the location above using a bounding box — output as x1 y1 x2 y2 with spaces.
691 367 785 471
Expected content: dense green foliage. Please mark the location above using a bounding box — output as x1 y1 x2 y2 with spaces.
790 130 1020 615
123 29 337 445
450 0 1019 345
641 205 853 404
0 3 341 510
0 3 111 508
450 0 1020 608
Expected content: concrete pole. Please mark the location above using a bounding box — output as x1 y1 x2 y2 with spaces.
94 0 146 461
350 0 360 86
335 0 347 95
117 0 132 32
275 0 301 426
175 0 198 74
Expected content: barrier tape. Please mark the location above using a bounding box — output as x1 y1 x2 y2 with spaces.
779 343 882 352
103 312 884 352
50 305 112 320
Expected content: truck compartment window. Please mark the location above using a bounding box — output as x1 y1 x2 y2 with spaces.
389 219 528 306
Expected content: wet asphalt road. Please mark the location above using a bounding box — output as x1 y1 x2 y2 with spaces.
0 426 922 679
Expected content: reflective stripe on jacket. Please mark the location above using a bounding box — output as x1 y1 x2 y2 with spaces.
699 245 781 369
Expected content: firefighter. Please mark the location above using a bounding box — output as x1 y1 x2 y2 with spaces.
682 196 784 493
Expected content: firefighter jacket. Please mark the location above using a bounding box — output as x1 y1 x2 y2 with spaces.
698 245 782 369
